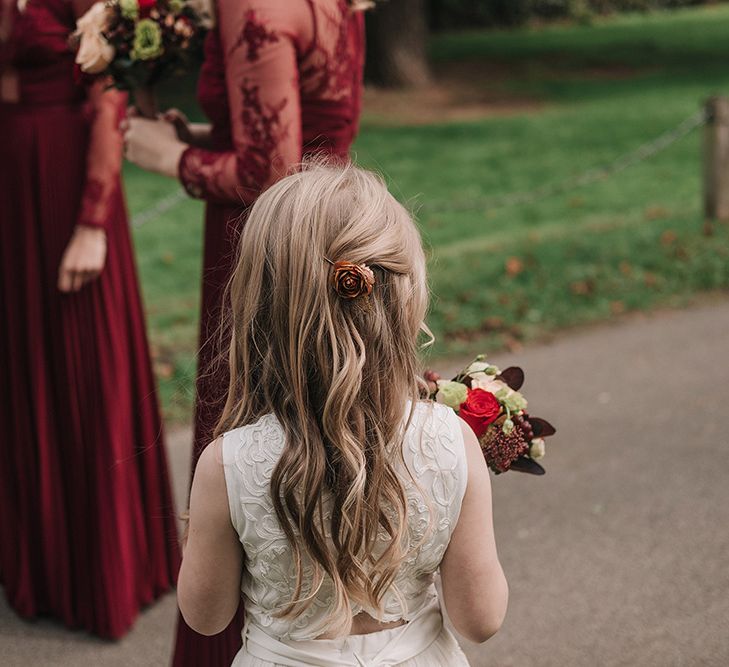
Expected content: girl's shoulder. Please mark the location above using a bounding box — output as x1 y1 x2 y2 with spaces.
405 401 468 473
408 399 463 438
220 413 285 473
404 401 469 537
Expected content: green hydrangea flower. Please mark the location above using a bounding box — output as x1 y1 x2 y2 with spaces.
436 381 468 410
131 19 164 61
506 391 528 413
119 0 139 20
467 360 489 374
495 388 528 413
168 0 185 13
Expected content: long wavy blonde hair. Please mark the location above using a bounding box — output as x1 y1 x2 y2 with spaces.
216 162 429 633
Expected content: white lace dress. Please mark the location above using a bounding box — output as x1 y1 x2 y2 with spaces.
221 401 471 667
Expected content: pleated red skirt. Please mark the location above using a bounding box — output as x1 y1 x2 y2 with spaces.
171 200 246 665
0 101 181 639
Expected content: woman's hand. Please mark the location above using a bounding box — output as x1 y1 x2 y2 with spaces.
163 108 195 143
58 225 107 293
163 108 214 149
123 113 187 178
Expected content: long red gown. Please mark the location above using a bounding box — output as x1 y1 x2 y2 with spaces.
172 0 364 663
0 0 180 639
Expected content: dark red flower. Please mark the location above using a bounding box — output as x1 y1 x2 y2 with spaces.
423 370 441 383
423 369 441 397
458 388 501 438
138 0 157 18
480 418 529 473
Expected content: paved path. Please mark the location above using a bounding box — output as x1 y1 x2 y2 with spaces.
2 299 729 666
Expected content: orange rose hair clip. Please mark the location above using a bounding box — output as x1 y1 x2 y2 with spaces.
325 258 375 300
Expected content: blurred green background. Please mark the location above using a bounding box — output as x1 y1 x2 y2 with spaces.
126 4 729 421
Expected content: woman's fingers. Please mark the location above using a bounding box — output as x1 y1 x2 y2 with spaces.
58 267 83 293
57 227 106 293
122 117 143 160
121 116 185 176
122 116 147 158
83 268 101 286
71 270 84 293
58 265 72 292
162 108 187 124
162 108 191 142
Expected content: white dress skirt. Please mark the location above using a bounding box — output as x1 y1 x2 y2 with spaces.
232 599 471 667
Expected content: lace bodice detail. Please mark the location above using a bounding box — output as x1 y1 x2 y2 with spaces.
179 0 364 206
221 402 468 641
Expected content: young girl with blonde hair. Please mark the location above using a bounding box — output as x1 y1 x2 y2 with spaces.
177 162 508 666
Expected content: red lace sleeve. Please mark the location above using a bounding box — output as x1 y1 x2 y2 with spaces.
73 0 126 230
63 0 127 227
75 81 126 230
178 0 312 206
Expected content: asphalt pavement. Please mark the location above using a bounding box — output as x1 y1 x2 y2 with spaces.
2 297 728 666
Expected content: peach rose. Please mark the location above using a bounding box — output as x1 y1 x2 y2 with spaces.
470 373 509 395
74 3 115 74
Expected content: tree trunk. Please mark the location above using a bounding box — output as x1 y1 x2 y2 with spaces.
365 0 431 88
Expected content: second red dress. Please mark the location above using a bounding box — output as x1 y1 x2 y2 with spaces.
172 0 364 663
0 0 180 640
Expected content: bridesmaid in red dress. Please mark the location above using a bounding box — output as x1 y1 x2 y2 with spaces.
0 0 180 639
124 0 365 661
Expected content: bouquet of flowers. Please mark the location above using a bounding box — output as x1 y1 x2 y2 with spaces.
72 0 211 116
426 355 556 475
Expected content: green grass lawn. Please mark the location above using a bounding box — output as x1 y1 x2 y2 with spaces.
128 5 729 421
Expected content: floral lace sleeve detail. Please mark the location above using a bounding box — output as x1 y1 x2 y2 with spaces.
178 3 306 206
76 81 126 230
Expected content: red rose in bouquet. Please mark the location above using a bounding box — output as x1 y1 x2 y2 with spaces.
458 388 501 438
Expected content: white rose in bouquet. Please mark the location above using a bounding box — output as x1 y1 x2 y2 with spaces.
466 360 490 374
74 3 115 74
530 438 546 460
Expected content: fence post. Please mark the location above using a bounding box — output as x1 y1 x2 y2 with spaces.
703 96 729 221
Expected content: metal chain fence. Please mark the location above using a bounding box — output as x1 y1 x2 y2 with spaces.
130 108 707 227
426 108 708 214
131 188 188 227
